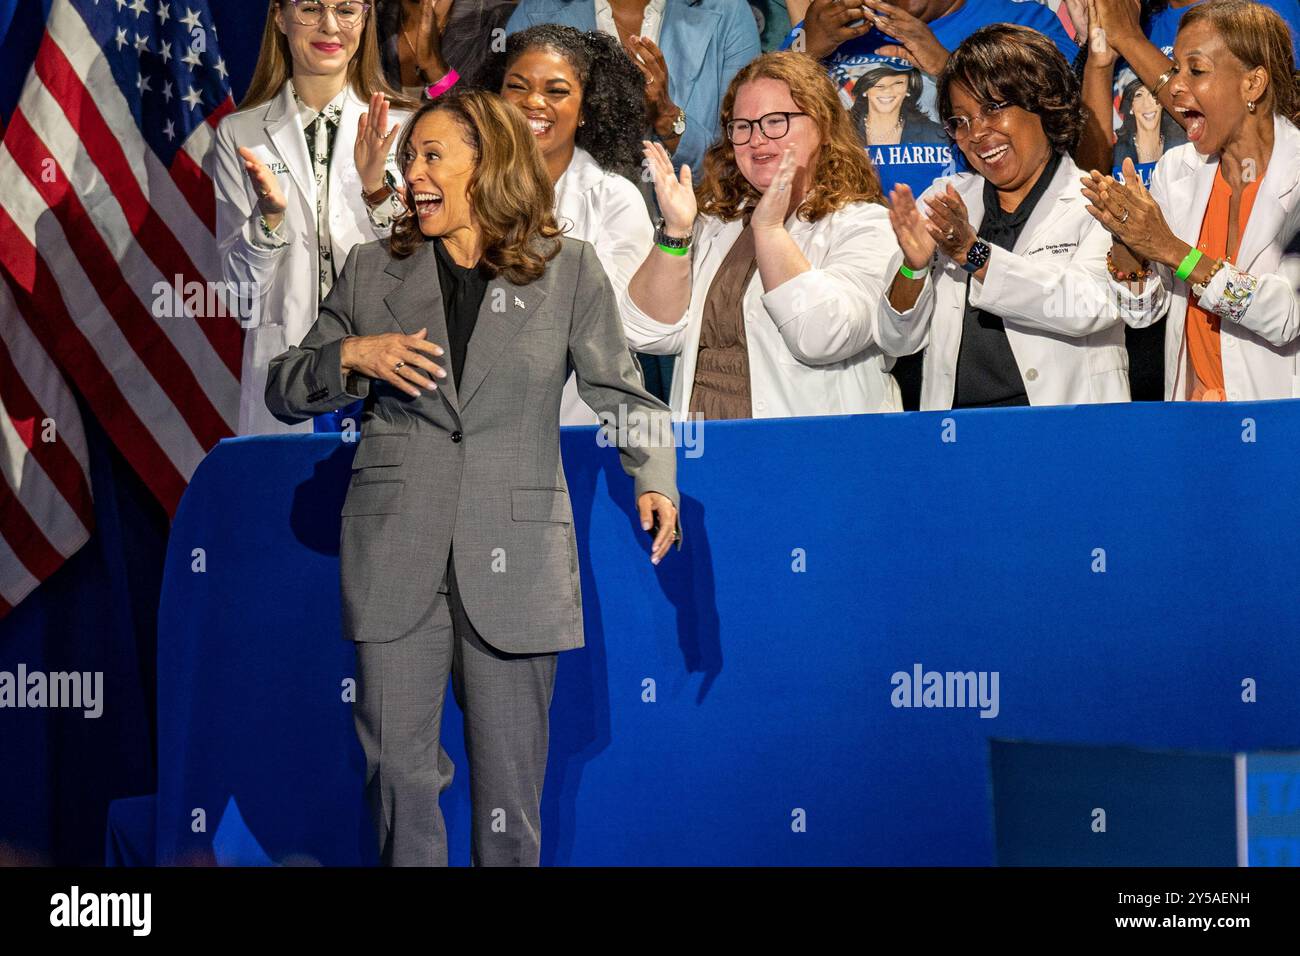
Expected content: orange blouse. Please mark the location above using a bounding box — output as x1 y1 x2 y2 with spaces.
1186 166 1260 401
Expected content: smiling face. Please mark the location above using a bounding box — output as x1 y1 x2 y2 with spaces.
403 110 479 239
1168 19 1266 154
730 77 821 195
500 47 583 167
1131 86 1163 133
947 83 1051 194
274 1 363 79
867 74 910 117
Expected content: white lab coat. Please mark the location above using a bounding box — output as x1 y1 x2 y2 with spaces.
1111 114 1300 401
878 155 1130 409
212 84 407 435
621 201 904 419
554 147 654 425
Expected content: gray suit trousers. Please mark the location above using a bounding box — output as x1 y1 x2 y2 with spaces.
352 547 559 866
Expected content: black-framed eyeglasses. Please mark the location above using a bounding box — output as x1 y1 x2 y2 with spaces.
943 101 1011 139
725 111 809 146
285 0 371 30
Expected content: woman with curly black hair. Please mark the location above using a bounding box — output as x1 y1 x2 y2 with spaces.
499 24 656 424
877 24 1130 409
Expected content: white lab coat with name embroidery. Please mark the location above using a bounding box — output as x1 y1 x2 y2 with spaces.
554 147 655 425
620 201 904 418
212 84 407 435
1111 114 1300 401
878 155 1130 409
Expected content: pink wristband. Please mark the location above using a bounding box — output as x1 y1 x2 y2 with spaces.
424 69 460 99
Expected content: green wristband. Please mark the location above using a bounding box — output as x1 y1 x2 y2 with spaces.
656 243 689 257
899 262 930 281
1175 247 1204 282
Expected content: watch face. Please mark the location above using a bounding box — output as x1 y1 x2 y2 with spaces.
964 240 990 272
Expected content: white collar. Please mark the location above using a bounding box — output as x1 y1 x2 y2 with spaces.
287 78 350 129
555 146 605 200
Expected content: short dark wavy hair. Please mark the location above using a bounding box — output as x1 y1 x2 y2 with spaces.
938 23 1084 156
492 24 647 181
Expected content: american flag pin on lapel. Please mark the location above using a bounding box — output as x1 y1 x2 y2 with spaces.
514 296 526 309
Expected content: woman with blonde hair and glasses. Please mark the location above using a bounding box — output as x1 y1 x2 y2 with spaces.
213 0 417 435
623 51 903 420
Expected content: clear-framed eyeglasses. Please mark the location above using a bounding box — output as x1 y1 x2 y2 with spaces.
284 0 371 30
943 101 1011 139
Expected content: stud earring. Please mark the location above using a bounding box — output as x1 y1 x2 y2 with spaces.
1247 99 1256 113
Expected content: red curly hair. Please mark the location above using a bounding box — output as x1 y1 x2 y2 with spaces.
695 51 884 223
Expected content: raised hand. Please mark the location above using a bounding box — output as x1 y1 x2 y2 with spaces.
887 183 936 269
1080 157 1177 263
799 0 874 61
1086 0 1117 68
750 147 799 233
865 0 952 76
642 140 696 237
923 184 978 264
237 146 288 227
355 92 401 195
627 36 681 142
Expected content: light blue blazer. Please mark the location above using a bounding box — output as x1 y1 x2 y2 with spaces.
505 0 760 172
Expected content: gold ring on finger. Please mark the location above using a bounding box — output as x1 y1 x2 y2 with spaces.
393 360 405 371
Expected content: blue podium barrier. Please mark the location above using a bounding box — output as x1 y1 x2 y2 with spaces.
152 403 1300 865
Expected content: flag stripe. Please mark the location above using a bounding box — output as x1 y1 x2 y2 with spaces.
33 37 242 378
0 516 45 610
0 0 242 615
19 78 239 431
0 205 188 514
4 111 234 455
0 293 93 528
0 174 204 496
0 480 68 582
48 6 223 246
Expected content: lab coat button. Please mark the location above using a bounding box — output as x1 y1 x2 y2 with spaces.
1025 368 1039 382
755 400 766 411
450 430 463 443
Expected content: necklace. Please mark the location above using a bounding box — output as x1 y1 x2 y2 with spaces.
400 25 428 83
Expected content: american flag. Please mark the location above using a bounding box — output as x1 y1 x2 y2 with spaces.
0 0 240 615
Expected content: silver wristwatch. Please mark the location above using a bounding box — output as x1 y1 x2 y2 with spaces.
654 217 691 249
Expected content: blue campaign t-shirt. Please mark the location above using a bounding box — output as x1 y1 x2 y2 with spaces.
781 0 1077 196
1112 0 1300 186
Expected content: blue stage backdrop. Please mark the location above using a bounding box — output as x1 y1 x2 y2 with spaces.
145 403 1300 866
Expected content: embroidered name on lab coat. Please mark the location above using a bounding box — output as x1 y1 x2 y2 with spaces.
1024 241 1077 257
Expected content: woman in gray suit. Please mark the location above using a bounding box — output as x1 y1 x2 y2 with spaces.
264 89 681 866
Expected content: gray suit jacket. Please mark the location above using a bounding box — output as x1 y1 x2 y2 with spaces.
265 236 680 653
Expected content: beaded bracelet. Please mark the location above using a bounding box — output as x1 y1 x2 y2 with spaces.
1106 249 1152 282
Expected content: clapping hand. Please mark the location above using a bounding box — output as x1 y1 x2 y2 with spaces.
355 92 401 195
887 183 936 270
642 140 696 238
